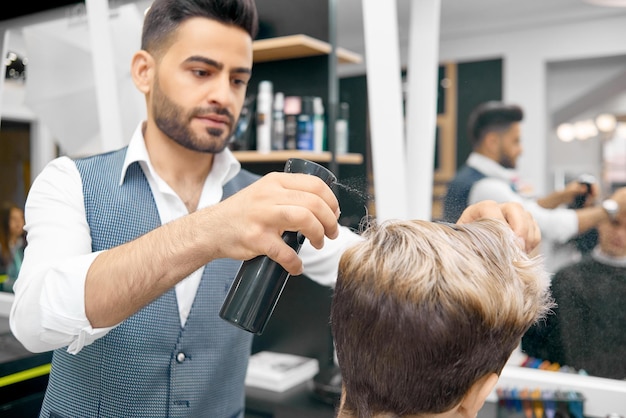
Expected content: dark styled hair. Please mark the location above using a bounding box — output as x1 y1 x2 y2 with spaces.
141 0 258 55
331 219 552 418
468 101 523 147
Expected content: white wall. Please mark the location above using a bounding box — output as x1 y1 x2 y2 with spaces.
547 55 626 192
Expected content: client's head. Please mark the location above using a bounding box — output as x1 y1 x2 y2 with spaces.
330 218 552 418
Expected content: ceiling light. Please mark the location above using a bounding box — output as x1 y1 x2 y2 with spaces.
596 113 617 132
574 120 598 140
557 123 576 142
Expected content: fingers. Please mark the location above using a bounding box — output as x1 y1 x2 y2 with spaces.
271 173 340 245
457 200 541 253
210 171 340 274
499 202 541 253
457 200 503 224
259 234 306 276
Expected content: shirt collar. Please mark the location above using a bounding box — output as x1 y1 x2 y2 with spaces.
592 246 626 268
466 152 518 184
119 122 242 187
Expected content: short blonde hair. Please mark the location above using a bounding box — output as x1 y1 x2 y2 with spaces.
331 218 552 417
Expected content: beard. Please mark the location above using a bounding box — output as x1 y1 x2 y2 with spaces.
498 154 516 169
152 75 236 153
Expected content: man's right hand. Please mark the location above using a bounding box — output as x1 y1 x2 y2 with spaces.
200 172 341 276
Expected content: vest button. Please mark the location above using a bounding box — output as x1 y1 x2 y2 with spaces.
176 352 186 363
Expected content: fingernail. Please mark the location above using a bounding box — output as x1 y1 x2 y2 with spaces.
335 208 341 219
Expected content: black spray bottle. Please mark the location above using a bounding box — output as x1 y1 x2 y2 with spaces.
219 158 337 335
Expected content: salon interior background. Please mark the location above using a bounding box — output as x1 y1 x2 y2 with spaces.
1 0 626 413
2 0 626 213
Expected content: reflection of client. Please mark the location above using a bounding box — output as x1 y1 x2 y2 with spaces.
522 210 626 380
331 219 552 418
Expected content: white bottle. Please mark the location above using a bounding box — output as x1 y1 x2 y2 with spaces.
256 80 273 154
272 92 285 150
313 97 325 153
335 102 349 154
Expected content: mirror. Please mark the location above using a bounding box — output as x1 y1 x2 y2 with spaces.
336 0 626 395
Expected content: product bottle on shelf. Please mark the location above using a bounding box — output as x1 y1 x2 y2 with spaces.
271 92 285 150
283 96 301 151
335 102 350 154
313 97 325 152
256 80 273 153
296 96 315 151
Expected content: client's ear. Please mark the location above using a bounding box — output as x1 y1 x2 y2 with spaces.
458 373 499 418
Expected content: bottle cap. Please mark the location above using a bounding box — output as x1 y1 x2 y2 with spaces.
284 96 302 115
258 80 273 95
313 97 324 115
339 102 350 120
301 96 314 115
274 92 284 111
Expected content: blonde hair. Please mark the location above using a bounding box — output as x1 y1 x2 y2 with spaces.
331 218 552 417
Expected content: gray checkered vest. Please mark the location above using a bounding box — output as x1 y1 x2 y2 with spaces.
40 148 259 418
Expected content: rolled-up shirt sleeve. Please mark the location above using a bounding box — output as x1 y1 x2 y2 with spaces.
10 157 115 354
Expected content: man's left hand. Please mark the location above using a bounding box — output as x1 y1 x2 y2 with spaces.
457 200 541 254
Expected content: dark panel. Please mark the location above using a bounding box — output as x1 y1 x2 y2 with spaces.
455 58 503 169
250 56 330 103
337 75 369 230
437 65 446 115
0 1 79 21
434 125 440 171
0 391 46 418
251 275 335 371
255 0 329 41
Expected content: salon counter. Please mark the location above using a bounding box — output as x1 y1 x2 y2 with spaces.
0 317 52 417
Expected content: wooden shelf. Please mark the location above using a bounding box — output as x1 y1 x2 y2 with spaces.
253 34 363 64
233 150 363 165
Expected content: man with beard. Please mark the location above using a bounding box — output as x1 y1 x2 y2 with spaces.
442 101 626 272
10 2 542 417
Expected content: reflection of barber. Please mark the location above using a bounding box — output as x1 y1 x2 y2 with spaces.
331 218 552 418
522 210 626 380
442 101 626 272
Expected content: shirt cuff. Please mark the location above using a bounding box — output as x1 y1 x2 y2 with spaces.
40 251 115 354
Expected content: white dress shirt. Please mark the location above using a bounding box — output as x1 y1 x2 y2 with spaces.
10 122 362 354
467 152 578 244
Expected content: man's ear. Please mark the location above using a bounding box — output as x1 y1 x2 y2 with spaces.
482 131 501 153
131 50 154 94
458 373 499 418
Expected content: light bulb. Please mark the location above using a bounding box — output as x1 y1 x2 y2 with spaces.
557 123 575 142
596 113 617 133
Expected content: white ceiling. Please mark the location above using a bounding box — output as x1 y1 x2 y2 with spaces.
336 0 626 60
